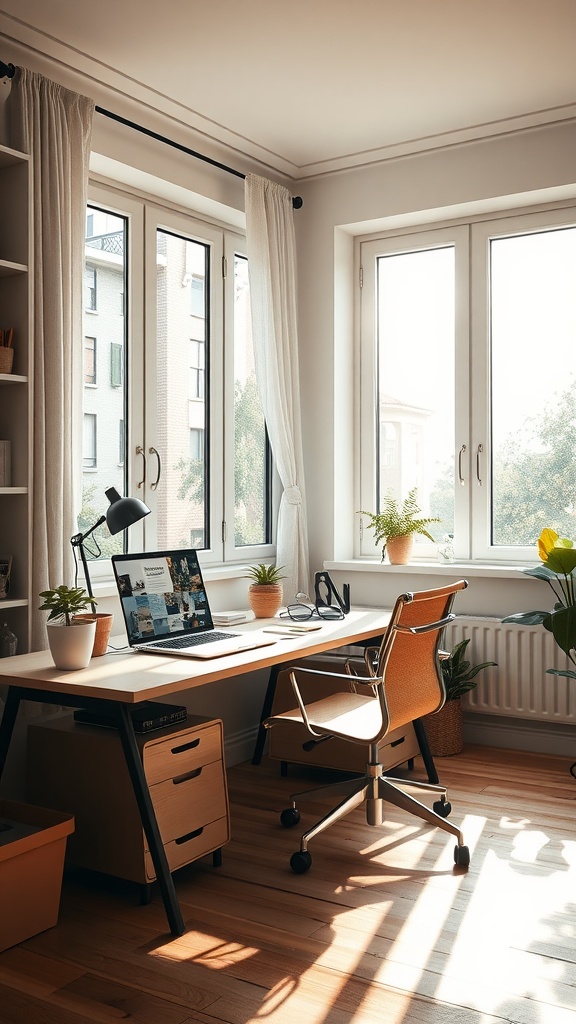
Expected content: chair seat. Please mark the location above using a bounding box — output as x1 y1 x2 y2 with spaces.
269 691 383 744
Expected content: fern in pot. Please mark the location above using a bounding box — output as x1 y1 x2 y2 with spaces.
39 585 97 670
359 488 440 564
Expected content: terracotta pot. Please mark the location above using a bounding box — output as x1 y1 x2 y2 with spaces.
423 697 464 756
248 583 283 619
384 535 414 565
73 613 114 657
46 619 96 671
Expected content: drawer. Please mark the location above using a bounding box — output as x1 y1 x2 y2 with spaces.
145 816 230 881
143 721 223 785
150 759 229 843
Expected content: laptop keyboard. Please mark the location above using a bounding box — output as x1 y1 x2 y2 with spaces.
146 630 238 650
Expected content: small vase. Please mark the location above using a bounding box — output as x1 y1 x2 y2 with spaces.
384 535 414 565
73 612 114 657
46 619 96 671
423 697 464 756
248 583 283 618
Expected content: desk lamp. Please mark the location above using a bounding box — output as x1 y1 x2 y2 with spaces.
70 487 151 612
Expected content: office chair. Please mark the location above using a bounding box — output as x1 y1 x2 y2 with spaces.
264 580 470 873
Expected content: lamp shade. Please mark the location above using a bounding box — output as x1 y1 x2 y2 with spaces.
105 486 151 536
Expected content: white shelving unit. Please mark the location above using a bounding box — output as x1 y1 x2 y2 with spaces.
0 144 32 652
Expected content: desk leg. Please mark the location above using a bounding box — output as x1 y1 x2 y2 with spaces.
114 703 185 937
0 687 20 784
252 664 282 765
413 718 439 784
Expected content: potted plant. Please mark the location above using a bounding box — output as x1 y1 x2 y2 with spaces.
245 564 286 618
359 487 440 564
423 639 497 756
503 527 576 679
39 585 97 670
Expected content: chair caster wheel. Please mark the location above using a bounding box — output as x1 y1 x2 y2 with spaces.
280 807 301 828
454 845 470 867
433 798 452 817
290 850 312 874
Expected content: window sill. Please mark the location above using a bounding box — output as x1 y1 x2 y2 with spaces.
324 559 531 581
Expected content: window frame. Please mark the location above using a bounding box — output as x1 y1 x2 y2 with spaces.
357 201 576 564
83 181 276 580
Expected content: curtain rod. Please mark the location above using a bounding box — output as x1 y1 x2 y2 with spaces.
95 105 303 208
0 59 302 208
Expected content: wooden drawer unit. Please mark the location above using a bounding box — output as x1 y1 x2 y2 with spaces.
26 714 230 885
268 657 420 774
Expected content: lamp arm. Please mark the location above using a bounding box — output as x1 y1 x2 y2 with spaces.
71 514 106 546
70 514 106 613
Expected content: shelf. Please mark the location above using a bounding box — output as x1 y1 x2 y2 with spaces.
0 260 28 277
0 375 27 385
0 146 29 171
0 599 28 610
0 488 28 496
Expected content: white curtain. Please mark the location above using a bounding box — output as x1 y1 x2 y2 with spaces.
8 68 94 651
244 174 309 602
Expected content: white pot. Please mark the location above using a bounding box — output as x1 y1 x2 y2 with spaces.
47 619 97 670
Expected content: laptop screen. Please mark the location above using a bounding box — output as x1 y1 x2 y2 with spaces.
112 549 214 644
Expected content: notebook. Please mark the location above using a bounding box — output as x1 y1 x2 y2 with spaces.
111 548 276 658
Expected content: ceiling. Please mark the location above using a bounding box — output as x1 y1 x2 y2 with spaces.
1 0 575 179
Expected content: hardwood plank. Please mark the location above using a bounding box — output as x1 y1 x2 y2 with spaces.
1 745 574 1023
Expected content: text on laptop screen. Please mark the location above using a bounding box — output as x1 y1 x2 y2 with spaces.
112 550 213 642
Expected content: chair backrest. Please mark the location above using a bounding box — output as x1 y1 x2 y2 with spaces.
374 580 468 734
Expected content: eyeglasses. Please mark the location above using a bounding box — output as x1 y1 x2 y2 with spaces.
280 602 344 622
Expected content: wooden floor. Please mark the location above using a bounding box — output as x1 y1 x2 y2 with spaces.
1 745 575 1023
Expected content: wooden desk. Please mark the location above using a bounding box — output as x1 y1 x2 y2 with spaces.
0 609 390 937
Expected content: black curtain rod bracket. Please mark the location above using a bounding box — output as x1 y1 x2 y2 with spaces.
0 60 16 79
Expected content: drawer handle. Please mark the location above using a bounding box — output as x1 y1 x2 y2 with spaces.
171 738 201 754
175 826 204 845
390 737 405 748
173 767 202 785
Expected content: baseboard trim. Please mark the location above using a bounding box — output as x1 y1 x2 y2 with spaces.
464 711 576 756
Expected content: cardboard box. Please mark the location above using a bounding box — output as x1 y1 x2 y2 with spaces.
0 800 74 951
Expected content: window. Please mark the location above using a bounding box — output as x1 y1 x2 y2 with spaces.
189 339 205 400
84 336 96 385
190 427 204 462
110 343 123 388
83 413 97 469
359 205 576 563
84 265 97 311
79 186 274 576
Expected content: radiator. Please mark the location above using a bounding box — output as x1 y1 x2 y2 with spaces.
444 616 576 725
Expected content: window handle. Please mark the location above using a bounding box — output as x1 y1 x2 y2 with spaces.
476 443 483 486
149 446 161 490
136 444 146 489
458 444 466 486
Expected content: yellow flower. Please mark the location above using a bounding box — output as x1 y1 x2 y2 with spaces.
537 528 576 575
537 528 558 562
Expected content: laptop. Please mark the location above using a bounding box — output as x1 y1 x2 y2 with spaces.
111 548 276 658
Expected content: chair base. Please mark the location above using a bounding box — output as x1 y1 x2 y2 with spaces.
282 766 469 871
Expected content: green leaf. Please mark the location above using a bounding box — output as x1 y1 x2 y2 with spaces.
502 610 549 625
542 605 576 659
544 548 576 574
546 668 576 680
